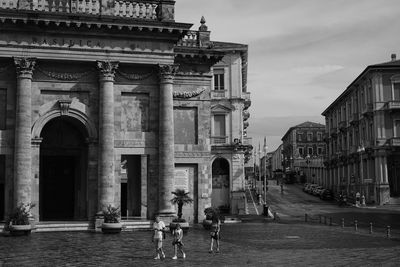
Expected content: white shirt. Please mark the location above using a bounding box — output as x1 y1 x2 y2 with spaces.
153 221 166 239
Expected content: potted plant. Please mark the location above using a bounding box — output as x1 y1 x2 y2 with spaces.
6 203 35 236
101 205 122 234
202 207 219 230
170 189 193 232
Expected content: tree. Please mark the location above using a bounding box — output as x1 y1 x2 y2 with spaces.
171 189 194 220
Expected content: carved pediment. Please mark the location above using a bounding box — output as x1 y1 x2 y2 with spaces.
211 104 232 113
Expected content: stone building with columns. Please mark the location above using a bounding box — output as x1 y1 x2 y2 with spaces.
0 0 251 227
322 55 400 205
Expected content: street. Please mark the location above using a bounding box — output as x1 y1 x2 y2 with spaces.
264 181 400 234
2 181 400 266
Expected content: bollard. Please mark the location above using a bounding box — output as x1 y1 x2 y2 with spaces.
319 215 322 224
387 226 391 239
341 218 345 228
354 220 358 231
273 212 277 221
369 223 373 234
329 217 332 226
305 213 308 222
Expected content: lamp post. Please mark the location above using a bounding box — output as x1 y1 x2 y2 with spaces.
306 154 311 183
357 144 365 206
263 145 268 204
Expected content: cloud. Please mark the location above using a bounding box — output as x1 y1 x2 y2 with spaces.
293 65 344 75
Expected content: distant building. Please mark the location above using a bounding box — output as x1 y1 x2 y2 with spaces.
322 55 400 205
271 144 284 176
281 122 326 184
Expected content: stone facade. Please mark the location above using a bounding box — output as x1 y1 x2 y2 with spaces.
0 1 251 224
281 122 326 184
322 55 400 205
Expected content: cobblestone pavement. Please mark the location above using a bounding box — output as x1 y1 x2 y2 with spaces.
1 222 400 267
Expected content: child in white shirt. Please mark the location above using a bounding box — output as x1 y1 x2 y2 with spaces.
152 216 166 259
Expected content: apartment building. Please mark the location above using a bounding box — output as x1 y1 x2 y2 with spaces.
322 55 400 205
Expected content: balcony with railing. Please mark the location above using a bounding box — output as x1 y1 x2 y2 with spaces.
211 136 228 145
389 137 400 146
242 137 252 146
384 100 400 111
361 103 373 116
211 90 227 99
0 0 173 21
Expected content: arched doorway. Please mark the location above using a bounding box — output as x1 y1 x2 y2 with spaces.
39 117 88 221
211 158 230 209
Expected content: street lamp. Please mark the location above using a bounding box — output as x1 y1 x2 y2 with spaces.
306 154 311 183
357 144 365 206
263 145 268 204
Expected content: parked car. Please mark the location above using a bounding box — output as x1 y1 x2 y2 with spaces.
320 189 334 200
314 186 324 196
307 184 318 194
312 186 323 196
303 183 310 192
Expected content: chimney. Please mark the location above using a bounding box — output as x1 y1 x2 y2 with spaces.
391 53 397 61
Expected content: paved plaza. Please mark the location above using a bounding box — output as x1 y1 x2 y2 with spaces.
1 221 400 267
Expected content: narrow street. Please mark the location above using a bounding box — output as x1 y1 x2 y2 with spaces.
265 181 400 232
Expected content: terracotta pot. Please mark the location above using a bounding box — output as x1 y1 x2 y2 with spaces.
101 222 122 234
9 224 32 236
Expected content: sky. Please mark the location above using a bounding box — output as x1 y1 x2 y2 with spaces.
175 0 400 152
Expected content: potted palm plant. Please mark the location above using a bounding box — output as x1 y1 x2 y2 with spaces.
6 203 35 236
101 205 122 234
170 189 193 232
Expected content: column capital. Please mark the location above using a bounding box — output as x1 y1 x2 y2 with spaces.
14 57 36 78
158 64 179 81
97 61 119 81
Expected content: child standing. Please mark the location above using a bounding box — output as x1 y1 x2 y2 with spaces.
152 216 166 260
171 224 186 259
209 217 221 253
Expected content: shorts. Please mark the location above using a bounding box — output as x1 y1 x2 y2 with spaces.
154 238 163 249
210 232 220 240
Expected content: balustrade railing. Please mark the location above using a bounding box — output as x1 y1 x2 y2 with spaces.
177 30 199 47
0 0 159 19
211 136 228 145
211 90 227 99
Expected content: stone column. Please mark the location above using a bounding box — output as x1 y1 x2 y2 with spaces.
13 57 36 207
158 64 178 216
96 61 118 211
141 155 148 218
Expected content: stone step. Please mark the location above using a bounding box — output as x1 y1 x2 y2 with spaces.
223 216 242 224
34 222 91 232
1 220 153 233
122 220 152 231
387 197 400 205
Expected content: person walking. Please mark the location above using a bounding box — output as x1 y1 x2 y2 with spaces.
152 216 166 260
209 216 221 253
171 224 186 259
